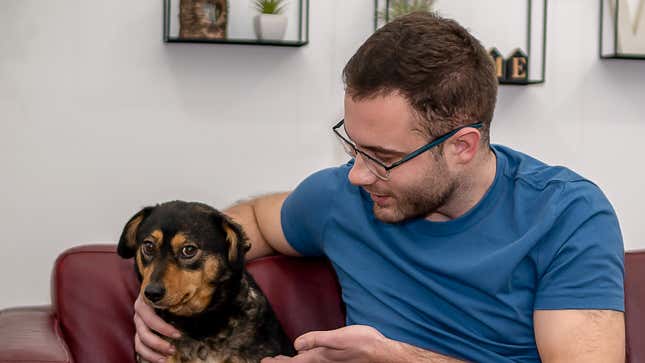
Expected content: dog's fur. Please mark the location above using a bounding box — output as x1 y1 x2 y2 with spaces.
117 201 294 363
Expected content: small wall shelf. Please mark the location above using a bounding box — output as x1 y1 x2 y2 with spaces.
374 0 548 85
163 0 309 47
600 0 645 60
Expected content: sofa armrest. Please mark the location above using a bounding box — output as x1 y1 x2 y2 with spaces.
0 306 72 363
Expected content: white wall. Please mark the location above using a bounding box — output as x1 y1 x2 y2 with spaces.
0 0 643 309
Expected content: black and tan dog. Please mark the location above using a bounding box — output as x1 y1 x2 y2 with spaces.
117 200 294 363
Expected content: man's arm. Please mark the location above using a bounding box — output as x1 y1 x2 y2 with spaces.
224 192 301 260
389 340 467 363
261 325 468 363
534 309 625 363
262 310 626 363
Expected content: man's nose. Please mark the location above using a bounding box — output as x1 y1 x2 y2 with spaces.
348 154 378 186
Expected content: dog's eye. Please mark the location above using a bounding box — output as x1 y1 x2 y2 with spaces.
180 245 198 259
142 241 156 256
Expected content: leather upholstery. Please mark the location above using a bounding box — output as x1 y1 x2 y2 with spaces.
625 250 645 363
0 245 643 363
52 245 141 363
246 256 345 340
0 306 71 363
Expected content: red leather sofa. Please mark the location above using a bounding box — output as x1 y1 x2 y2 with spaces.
0 245 345 363
0 245 643 363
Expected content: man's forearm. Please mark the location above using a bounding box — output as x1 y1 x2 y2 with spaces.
387 339 468 363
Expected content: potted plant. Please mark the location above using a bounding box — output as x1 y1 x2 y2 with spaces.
253 0 288 41
379 0 435 23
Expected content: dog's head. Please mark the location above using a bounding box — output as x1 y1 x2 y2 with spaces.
117 201 250 316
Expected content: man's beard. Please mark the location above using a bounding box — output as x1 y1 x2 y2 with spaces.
372 161 459 223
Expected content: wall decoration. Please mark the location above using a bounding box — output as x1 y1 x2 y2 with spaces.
600 0 645 59
490 48 529 83
179 0 228 39
163 0 309 46
253 0 289 41
489 48 507 82
374 0 547 85
505 48 529 83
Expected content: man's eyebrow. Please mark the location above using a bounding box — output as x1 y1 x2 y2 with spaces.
344 126 406 156
360 144 406 157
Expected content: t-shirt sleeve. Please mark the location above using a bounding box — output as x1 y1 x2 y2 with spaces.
280 167 343 257
534 182 625 311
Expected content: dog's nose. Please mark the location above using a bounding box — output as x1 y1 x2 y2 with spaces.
144 284 166 302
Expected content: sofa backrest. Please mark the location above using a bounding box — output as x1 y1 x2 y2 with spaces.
52 245 344 363
51 245 645 363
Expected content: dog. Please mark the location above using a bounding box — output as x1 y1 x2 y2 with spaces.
117 200 295 363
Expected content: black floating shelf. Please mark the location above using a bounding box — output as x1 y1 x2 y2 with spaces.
499 80 545 85
164 37 308 47
163 0 309 47
600 54 645 60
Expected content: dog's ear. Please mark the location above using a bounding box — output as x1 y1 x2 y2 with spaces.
220 215 251 266
117 206 155 259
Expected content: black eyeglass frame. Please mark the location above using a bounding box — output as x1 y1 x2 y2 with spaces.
332 119 483 174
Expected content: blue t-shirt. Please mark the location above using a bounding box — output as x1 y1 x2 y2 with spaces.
280 144 624 363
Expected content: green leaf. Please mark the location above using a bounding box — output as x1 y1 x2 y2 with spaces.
253 0 288 14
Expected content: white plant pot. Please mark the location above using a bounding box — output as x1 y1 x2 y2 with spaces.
254 14 288 41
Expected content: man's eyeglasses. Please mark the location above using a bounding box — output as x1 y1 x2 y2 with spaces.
332 119 483 181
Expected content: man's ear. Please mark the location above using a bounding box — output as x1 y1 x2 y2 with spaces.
117 206 155 259
448 126 482 165
220 215 251 266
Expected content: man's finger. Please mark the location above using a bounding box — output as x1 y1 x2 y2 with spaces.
294 329 344 351
135 296 181 338
260 355 292 362
261 348 329 363
135 333 168 363
134 313 175 356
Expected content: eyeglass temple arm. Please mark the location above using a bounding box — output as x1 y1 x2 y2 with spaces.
386 123 483 171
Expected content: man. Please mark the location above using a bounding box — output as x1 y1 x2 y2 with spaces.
133 12 625 362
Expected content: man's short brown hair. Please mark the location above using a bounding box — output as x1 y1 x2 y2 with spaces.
343 12 497 145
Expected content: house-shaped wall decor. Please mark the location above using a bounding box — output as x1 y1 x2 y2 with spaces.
489 48 507 82
505 48 530 84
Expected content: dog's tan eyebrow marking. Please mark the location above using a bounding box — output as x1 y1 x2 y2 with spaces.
147 230 164 247
171 232 189 253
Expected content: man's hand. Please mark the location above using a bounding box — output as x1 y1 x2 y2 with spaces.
133 295 181 362
261 325 467 363
261 325 391 363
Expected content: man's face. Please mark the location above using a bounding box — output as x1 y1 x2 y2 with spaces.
343 92 458 223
